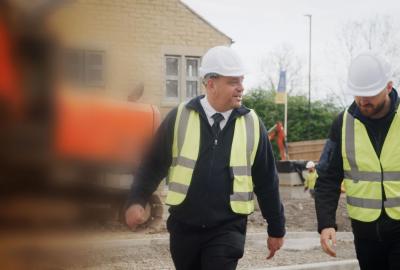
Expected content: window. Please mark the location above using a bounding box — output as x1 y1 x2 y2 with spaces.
64 49 105 87
164 55 200 101
85 51 104 86
165 56 180 99
186 58 199 99
64 50 84 84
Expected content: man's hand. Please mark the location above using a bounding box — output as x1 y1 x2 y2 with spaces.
125 203 151 230
320 227 337 257
266 237 284 259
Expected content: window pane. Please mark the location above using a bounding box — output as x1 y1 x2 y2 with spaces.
186 81 198 98
85 51 104 86
87 69 103 82
166 57 178 76
64 50 84 83
166 80 178 98
86 52 103 66
186 59 198 77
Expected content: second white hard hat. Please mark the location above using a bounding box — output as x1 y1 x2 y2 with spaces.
199 46 247 77
306 161 315 169
346 52 392 97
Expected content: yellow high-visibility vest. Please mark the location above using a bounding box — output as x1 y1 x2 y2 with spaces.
165 102 260 214
342 110 400 222
305 170 318 189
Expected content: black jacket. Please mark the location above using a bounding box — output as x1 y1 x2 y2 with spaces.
315 89 400 239
128 95 285 237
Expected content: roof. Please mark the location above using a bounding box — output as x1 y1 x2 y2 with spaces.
179 1 233 44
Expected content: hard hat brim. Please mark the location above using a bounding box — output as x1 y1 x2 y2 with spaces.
199 69 248 78
345 81 387 97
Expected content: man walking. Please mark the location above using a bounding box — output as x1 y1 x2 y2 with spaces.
315 52 400 270
125 46 285 270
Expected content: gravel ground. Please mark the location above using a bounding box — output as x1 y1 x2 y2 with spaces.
61 239 355 270
249 193 352 232
1 195 355 269
81 194 354 270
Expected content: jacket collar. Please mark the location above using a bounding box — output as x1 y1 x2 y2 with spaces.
185 95 250 119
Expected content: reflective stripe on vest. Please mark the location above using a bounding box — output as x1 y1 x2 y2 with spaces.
342 110 400 222
165 103 260 215
229 110 260 214
165 103 200 205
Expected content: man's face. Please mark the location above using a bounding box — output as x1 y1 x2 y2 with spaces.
354 87 390 118
207 76 244 111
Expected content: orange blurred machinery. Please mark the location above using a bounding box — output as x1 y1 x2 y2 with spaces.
0 1 161 228
55 92 159 168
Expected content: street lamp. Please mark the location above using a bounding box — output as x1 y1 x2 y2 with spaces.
304 14 312 140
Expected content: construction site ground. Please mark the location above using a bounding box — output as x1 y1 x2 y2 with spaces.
1 191 356 269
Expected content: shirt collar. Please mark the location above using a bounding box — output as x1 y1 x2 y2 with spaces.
200 96 233 121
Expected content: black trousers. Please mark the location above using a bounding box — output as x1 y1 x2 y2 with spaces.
167 217 247 270
354 236 400 270
352 213 400 270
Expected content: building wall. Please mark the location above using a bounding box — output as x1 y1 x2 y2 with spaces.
50 0 231 117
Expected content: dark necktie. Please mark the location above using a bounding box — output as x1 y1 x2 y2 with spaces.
211 113 224 137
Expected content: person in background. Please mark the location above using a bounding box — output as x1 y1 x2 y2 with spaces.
304 161 317 198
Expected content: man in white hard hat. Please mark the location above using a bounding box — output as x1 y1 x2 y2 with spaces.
304 161 317 198
125 46 285 269
315 52 400 270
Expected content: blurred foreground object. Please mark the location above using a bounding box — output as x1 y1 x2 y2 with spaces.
0 1 164 269
0 0 161 233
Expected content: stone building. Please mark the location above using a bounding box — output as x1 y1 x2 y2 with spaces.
50 0 232 116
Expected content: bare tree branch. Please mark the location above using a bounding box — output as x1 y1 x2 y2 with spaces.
258 44 304 95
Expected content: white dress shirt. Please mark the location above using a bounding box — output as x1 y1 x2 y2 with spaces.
200 96 232 130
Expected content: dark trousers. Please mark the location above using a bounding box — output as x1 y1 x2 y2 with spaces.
352 213 400 270
167 217 246 270
354 237 400 270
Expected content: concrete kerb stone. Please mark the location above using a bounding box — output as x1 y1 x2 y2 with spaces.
86 231 354 250
245 232 353 251
250 259 359 270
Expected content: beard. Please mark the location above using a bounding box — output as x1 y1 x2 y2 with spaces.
358 99 386 118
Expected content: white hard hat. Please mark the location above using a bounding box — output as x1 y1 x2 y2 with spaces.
346 52 392 97
306 161 315 169
199 46 247 77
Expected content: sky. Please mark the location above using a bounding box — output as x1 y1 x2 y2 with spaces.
182 0 400 103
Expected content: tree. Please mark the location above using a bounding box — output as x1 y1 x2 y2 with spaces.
325 15 400 106
258 44 304 95
243 88 341 159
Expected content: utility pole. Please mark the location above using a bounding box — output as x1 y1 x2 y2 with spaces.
305 14 312 140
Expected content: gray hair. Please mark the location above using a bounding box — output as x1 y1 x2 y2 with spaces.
202 73 220 86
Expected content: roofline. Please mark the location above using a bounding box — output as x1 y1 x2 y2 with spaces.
179 1 234 44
